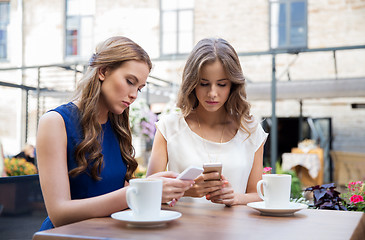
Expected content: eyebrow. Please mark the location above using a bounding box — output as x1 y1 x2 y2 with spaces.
201 78 229 82
128 74 139 83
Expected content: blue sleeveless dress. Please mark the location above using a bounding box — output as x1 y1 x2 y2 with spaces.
39 102 127 230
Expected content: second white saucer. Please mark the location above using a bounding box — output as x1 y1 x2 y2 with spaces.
111 210 182 227
247 201 308 216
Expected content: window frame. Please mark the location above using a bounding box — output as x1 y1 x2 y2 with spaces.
159 0 194 57
64 0 94 60
0 1 10 61
269 0 308 50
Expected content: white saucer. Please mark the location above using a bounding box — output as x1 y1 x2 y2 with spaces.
111 210 182 227
247 201 308 216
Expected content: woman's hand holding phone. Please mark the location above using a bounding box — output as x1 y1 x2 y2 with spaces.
183 163 224 198
206 175 235 206
149 171 194 203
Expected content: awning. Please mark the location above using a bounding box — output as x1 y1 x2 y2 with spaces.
246 77 365 101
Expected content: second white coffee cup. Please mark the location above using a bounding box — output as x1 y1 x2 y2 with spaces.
126 178 163 220
257 174 292 209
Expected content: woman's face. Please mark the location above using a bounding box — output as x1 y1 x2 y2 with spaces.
195 60 232 113
99 60 149 115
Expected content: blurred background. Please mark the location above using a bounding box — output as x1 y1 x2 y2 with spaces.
0 0 364 237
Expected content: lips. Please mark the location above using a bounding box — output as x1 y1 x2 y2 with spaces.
122 101 131 107
206 101 219 105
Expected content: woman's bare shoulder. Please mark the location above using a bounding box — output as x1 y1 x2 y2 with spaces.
38 111 65 129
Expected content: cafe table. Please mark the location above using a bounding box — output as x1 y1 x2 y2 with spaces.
33 202 364 240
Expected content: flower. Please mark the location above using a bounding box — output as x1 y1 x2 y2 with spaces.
350 195 364 204
263 167 272 174
4 157 38 176
341 181 365 212
129 99 158 141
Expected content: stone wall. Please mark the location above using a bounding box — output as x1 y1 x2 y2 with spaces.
0 0 364 155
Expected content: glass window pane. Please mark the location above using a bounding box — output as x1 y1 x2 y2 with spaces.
80 17 93 37
291 2 305 23
271 24 279 48
80 0 95 15
66 16 79 29
66 30 78 56
0 2 9 59
162 12 177 33
278 24 286 46
161 0 178 10
0 29 7 59
0 3 10 23
67 0 95 16
178 0 194 9
290 25 306 46
80 17 93 57
162 33 177 54
178 32 192 54
66 0 94 57
67 0 80 16
278 3 286 24
179 10 193 31
271 0 306 48
271 3 286 27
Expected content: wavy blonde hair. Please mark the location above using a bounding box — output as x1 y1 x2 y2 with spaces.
177 38 255 135
70 36 152 181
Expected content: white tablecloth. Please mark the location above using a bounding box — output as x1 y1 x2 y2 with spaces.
282 153 320 178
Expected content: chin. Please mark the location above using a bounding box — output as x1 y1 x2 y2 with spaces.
110 106 126 115
203 105 222 112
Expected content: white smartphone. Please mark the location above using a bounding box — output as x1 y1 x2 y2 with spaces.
203 162 222 181
177 166 204 180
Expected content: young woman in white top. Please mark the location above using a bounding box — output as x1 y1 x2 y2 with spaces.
147 38 268 206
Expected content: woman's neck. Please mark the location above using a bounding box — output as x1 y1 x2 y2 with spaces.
97 100 109 124
194 105 227 127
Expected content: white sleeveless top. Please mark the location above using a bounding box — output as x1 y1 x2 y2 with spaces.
156 112 268 203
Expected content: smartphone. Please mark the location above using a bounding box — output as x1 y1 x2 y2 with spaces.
177 166 204 180
203 162 222 181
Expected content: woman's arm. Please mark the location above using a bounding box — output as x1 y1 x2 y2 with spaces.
146 129 193 202
37 112 129 227
146 129 168 176
208 142 265 206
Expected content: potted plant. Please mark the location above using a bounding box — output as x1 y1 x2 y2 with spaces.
0 158 39 215
341 181 365 212
305 183 347 210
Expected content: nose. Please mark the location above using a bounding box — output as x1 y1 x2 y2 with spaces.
129 88 138 101
208 85 217 98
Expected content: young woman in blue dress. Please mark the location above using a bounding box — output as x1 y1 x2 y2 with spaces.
36 36 193 230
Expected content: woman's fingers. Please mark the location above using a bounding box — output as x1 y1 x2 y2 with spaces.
202 172 221 181
161 177 194 202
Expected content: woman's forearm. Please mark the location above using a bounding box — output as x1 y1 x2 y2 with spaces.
49 187 129 227
233 192 262 206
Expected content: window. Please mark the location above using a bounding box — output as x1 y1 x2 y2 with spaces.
0 1 10 60
65 0 94 58
270 0 307 49
160 0 194 56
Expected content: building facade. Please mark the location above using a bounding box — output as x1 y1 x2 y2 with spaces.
0 0 364 176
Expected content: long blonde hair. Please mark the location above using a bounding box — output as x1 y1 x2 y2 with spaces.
177 38 255 134
70 36 152 181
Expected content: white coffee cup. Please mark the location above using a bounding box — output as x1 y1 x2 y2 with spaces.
126 178 163 220
257 174 292 209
